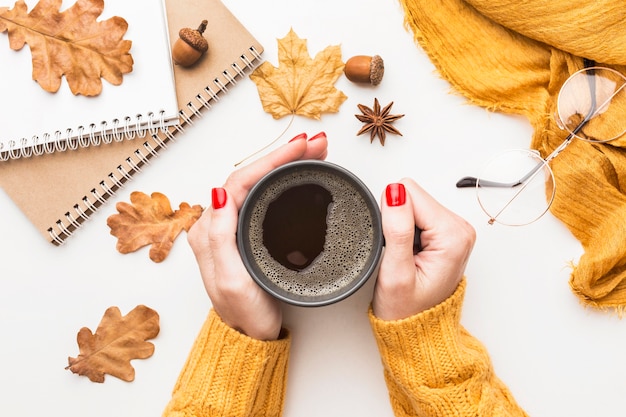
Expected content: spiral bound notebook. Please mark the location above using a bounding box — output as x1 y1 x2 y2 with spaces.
0 0 179 161
0 0 263 245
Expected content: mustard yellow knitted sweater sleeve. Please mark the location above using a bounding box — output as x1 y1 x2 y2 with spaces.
369 280 528 417
162 309 290 417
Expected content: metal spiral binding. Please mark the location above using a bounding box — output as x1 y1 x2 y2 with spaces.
75 199 91 222
46 46 264 245
204 86 220 104
1 111 170 161
213 77 229 94
100 121 113 145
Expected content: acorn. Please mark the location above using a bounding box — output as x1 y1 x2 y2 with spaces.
344 55 384 85
172 20 209 67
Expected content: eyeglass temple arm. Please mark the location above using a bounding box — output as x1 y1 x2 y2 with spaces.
457 62 599 189
455 124 588 188
455 161 544 188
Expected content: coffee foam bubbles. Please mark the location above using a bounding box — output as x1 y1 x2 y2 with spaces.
248 168 375 297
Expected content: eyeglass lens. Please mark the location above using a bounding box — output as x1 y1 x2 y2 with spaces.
476 149 555 226
557 67 626 143
459 66 626 226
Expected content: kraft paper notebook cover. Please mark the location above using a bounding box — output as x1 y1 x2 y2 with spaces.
0 0 180 160
0 0 264 245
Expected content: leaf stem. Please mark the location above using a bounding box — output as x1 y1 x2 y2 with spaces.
234 114 295 167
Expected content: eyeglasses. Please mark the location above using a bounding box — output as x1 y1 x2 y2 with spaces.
456 61 626 226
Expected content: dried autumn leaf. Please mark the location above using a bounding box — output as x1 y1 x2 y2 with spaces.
0 0 133 96
66 305 160 383
250 28 347 120
107 191 203 263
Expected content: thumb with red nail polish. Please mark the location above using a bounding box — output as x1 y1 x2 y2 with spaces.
212 187 228 209
385 183 406 207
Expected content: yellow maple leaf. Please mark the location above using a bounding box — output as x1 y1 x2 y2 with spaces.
107 191 203 263
250 28 347 120
0 0 133 96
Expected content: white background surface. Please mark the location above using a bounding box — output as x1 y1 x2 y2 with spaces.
1 1 624 416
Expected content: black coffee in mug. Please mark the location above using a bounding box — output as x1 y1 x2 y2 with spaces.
262 183 333 271
237 160 383 307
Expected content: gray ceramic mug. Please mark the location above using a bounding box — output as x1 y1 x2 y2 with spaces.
237 160 383 307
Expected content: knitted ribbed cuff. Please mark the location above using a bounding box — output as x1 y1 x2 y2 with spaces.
368 279 475 388
163 309 290 417
368 279 528 416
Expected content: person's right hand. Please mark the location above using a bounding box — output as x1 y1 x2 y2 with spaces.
372 179 476 321
187 133 328 340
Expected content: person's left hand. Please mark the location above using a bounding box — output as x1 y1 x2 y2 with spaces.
187 133 328 340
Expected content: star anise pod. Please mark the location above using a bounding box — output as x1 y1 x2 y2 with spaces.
355 98 404 145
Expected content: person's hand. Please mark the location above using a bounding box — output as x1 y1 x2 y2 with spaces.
187 133 328 340
372 179 476 321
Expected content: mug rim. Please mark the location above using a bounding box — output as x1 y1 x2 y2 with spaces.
236 159 383 307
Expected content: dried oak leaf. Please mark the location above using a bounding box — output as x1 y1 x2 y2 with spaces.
249 28 347 120
66 305 160 383
0 0 133 96
107 191 203 263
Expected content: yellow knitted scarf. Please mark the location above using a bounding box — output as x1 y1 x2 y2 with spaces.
398 0 626 311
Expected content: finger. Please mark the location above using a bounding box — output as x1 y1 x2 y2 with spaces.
205 187 246 283
301 131 329 160
187 200 213 260
401 177 475 250
187 191 220 297
225 134 326 207
379 183 419 277
399 178 449 240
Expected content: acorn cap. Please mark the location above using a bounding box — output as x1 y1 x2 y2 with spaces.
369 55 384 86
179 20 208 53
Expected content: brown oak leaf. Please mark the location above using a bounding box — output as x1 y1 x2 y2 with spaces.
0 0 133 96
107 191 203 263
249 28 347 120
66 305 160 383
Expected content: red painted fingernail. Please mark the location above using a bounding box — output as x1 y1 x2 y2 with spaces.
288 132 308 143
308 131 326 141
385 183 406 207
212 187 227 209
